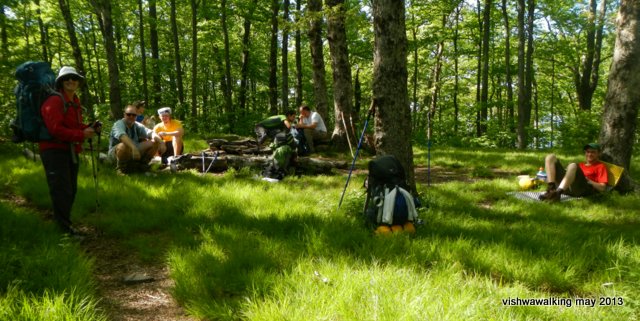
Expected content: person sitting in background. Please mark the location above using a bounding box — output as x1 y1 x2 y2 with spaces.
538 143 608 202
297 105 328 153
108 105 162 174
154 107 184 164
254 110 296 145
133 100 156 128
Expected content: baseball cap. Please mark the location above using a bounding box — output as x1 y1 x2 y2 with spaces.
583 143 601 151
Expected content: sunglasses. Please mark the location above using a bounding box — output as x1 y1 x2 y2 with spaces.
61 75 81 82
125 113 137 117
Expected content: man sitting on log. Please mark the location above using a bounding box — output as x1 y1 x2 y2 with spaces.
108 105 163 174
296 105 328 153
254 110 296 146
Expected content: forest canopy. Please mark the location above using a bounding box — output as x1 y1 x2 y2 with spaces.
0 0 636 152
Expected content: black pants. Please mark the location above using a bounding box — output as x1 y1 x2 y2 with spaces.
161 141 184 164
554 160 597 197
41 149 79 233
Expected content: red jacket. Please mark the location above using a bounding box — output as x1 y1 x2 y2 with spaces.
39 92 87 153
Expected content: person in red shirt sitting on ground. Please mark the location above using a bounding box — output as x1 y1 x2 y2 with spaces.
539 143 608 202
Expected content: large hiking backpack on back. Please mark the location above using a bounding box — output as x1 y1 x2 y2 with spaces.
10 61 60 143
364 155 418 227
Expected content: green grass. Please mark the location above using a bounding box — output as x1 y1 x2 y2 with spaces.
1 140 639 320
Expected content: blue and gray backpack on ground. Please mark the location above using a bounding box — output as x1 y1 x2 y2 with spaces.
10 61 65 143
363 155 419 227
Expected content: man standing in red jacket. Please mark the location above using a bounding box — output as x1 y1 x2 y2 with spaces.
40 66 97 235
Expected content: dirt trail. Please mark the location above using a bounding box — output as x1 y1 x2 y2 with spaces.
4 192 194 321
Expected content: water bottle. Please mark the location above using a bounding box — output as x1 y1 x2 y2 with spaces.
536 167 547 182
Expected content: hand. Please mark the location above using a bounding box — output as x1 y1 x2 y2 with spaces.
92 121 103 134
83 127 96 139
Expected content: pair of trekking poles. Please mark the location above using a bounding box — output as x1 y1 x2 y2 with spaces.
337 101 433 209
87 122 102 211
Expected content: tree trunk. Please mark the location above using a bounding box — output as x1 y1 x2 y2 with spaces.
89 0 122 119
294 0 303 108
35 0 49 63
90 16 106 103
269 0 279 114
281 0 290 112
453 5 461 135
0 7 7 63
149 0 161 106
326 0 355 150
479 0 492 136
307 0 329 120
221 0 234 129
516 0 529 149
190 0 199 119
599 0 640 192
138 0 149 104
170 0 184 105
576 0 608 111
58 0 94 117
501 0 515 142
428 15 446 141
239 0 258 113
372 0 416 193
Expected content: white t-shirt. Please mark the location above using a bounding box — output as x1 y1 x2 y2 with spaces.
302 111 327 133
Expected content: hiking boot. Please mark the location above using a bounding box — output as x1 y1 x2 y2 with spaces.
539 188 562 202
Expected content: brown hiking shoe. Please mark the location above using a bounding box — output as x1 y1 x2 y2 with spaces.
539 188 563 202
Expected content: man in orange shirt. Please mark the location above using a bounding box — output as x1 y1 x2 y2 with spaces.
539 143 608 202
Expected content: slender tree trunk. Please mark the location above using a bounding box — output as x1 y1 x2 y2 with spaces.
599 0 640 191
294 0 303 108
58 0 94 117
0 7 7 64
35 0 49 62
239 0 258 114
501 0 515 142
269 0 279 114
326 0 355 149
516 0 528 148
307 0 329 119
281 0 290 112
453 5 461 135
372 0 416 193
90 16 106 103
221 0 234 129
190 0 199 119
89 0 122 119
149 0 161 106
410 11 419 132
170 0 184 105
428 15 446 141
479 0 492 135
576 0 608 111
138 0 149 104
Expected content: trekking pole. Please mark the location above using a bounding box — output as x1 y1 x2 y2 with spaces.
338 101 375 209
202 151 219 176
340 111 354 158
88 138 99 209
427 111 432 188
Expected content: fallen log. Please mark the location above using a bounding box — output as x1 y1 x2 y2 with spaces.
174 151 348 175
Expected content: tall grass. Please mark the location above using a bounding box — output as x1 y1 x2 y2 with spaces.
0 147 105 321
2 140 638 320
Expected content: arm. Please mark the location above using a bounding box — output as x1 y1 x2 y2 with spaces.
118 134 141 160
158 127 184 138
41 95 93 142
587 179 607 192
297 116 317 129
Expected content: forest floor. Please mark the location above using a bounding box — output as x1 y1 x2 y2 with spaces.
6 163 511 321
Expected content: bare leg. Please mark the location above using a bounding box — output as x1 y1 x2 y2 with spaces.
172 135 183 156
545 154 558 183
140 140 160 161
558 163 578 190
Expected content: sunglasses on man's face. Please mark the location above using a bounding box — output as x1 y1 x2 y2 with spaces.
125 113 137 117
61 75 81 82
